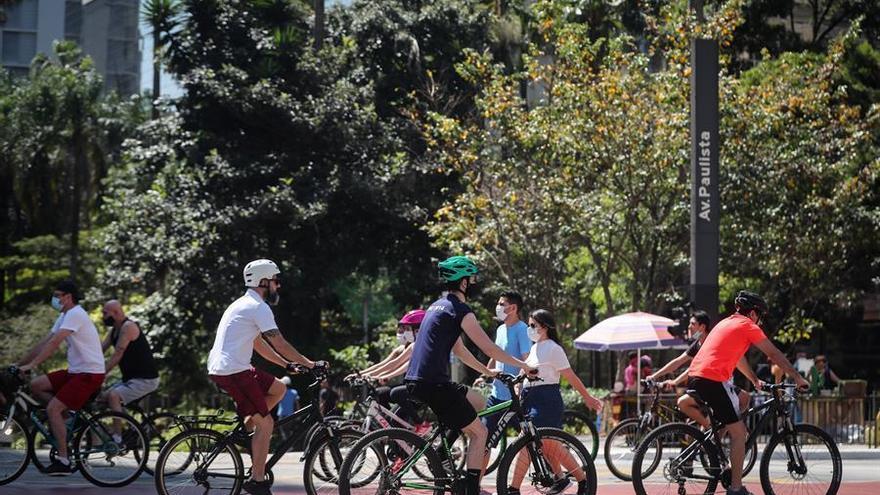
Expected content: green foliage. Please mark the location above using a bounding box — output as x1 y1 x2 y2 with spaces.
0 304 66 372
329 344 372 373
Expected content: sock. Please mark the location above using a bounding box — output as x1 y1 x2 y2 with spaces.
464 469 481 495
58 457 70 466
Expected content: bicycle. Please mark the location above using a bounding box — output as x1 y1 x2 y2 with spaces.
153 364 368 495
475 380 600 475
337 373 597 495
120 391 189 475
631 382 842 495
0 365 149 487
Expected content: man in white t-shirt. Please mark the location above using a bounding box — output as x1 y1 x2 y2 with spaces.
18 280 106 476
207 259 325 495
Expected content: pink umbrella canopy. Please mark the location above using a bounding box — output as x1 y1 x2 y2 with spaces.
573 311 686 351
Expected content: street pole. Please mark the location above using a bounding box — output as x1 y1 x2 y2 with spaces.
689 0 720 323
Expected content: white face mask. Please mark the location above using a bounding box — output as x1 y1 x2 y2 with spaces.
495 304 508 321
527 325 540 342
397 331 415 345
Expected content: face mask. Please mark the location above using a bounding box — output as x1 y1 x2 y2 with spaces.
495 305 508 321
51 296 63 311
463 279 479 299
527 326 540 342
103 316 115 327
398 330 415 344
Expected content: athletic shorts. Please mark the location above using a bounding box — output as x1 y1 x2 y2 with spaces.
108 377 161 405
406 381 476 431
687 376 740 426
210 368 276 418
47 370 105 411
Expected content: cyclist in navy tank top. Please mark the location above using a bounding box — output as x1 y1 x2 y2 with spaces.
406 294 472 383
404 256 535 495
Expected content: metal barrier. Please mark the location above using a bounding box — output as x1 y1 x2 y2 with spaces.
609 391 880 445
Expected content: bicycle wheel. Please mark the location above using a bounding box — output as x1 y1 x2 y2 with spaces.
562 410 599 460
337 427 445 495
631 422 719 495
496 427 597 495
759 423 842 495
713 431 758 477
0 413 31 485
304 428 367 495
154 428 243 495
604 417 661 481
142 412 190 476
74 410 148 487
30 423 61 473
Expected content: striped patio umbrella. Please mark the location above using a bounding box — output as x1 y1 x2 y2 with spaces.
573 311 686 351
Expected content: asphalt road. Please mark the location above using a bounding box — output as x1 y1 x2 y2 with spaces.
3 447 878 494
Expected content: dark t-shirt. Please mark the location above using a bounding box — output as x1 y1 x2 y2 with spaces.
686 340 701 358
405 294 473 383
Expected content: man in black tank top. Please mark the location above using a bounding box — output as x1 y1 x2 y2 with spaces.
100 300 160 413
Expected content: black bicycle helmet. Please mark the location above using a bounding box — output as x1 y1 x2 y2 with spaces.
734 290 768 316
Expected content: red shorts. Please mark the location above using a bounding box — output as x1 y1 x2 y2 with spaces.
47 370 105 410
210 368 276 418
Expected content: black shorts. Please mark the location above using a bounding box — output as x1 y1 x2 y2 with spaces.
406 381 476 431
687 376 740 426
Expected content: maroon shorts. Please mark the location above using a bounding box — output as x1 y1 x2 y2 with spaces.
47 370 105 410
210 368 276 418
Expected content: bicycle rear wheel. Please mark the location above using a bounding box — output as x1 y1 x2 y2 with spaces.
74 410 148 487
304 428 367 495
631 422 720 495
154 428 243 495
496 427 596 495
142 412 189 476
562 410 599 459
759 423 842 495
337 427 445 495
603 417 660 481
0 413 30 485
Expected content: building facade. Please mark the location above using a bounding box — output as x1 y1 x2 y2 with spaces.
0 0 140 96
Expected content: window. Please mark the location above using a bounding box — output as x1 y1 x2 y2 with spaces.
2 32 37 65
3 0 38 30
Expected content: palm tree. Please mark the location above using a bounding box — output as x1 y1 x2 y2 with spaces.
141 0 181 119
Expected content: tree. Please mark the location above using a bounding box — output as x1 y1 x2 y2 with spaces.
141 0 182 119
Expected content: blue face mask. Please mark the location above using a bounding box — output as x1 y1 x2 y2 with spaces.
51 296 63 311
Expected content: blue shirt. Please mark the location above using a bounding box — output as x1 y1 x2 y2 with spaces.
277 388 299 418
491 320 531 400
406 294 473 383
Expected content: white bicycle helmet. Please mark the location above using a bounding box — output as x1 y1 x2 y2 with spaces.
243 259 281 287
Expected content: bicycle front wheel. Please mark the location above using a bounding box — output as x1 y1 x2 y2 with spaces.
154 428 243 495
562 410 599 460
304 427 366 495
0 413 30 485
603 417 659 481
337 427 445 495
631 422 720 495
759 423 842 495
496 427 596 495
74 410 148 487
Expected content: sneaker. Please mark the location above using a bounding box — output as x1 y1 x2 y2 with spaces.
727 487 755 495
242 478 272 495
414 421 432 436
45 459 74 476
506 487 521 495
546 476 570 495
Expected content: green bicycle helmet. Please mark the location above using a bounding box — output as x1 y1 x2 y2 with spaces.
438 255 479 282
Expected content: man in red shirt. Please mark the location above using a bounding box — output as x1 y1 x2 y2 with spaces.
685 291 809 495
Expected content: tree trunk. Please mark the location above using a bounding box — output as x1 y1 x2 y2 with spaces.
152 29 161 119
69 114 85 280
313 0 324 51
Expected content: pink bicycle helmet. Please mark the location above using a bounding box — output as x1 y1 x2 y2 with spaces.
399 309 426 326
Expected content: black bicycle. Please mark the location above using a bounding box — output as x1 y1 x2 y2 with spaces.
0 365 149 487
120 392 189 476
153 364 366 495
631 382 842 495
337 373 597 495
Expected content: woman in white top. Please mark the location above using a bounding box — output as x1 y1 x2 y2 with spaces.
509 309 602 495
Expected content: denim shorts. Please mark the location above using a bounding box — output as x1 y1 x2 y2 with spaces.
521 384 564 428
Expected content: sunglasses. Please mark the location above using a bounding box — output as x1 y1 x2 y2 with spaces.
528 322 540 329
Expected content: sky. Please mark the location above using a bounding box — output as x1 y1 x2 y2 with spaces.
138 0 353 98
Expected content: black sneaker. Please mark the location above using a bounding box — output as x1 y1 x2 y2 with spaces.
242 478 272 495
506 488 520 495
45 460 74 476
727 487 755 495
547 476 571 495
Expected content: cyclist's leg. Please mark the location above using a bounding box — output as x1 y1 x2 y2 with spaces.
375 386 392 410
29 373 55 403
725 421 748 488
736 388 750 414
265 378 286 411
390 384 423 424
691 377 745 490
46 397 70 458
677 393 710 428
49 371 105 460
